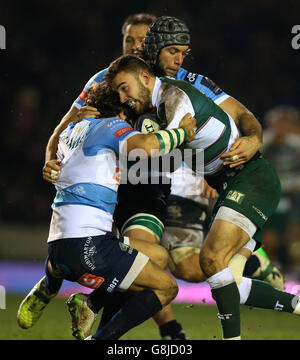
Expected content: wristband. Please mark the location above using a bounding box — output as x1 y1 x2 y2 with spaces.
153 128 187 154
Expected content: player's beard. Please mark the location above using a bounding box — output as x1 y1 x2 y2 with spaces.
134 80 152 115
153 62 165 77
155 59 178 78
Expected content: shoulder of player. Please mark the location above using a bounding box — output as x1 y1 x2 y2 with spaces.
82 117 134 153
87 117 134 139
87 67 109 85
160 76 205 106
176 68 222 91
177 68 226 99
158 80 193 115
175 67 205 85
87 116 123 130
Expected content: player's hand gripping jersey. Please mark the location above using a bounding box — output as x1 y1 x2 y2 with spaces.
48 117 138 242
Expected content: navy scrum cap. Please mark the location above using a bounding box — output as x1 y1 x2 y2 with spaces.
144 16 191 67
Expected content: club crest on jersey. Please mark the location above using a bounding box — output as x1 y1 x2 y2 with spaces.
184 72 197 84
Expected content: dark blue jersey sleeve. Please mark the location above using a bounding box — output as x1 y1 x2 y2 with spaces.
175 67 229 104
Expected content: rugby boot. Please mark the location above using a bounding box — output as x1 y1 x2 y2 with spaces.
66 293 97 340
251 251 285 290
17 276 58 329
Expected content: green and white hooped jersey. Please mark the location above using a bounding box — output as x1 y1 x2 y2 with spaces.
152 77 240 175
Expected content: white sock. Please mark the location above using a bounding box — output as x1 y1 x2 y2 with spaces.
238 277 252 304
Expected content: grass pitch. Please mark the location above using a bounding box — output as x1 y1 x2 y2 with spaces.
2 294 300 340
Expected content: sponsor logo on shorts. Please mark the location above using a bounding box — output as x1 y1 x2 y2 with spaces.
226 190 245 204
107 277 119 293
119 242 133 254
83 237 97 271
77 273 104 289
252 205 268 221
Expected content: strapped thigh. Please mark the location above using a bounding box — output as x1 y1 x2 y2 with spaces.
121 213 164 242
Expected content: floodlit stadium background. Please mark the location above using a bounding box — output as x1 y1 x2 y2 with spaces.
1 0 300 303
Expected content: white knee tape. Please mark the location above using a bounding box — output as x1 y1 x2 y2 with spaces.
242 238 256 252
228 254 247 287
228 254 252 303
215 206 257 239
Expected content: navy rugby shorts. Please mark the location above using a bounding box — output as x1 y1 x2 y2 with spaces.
48 232 149 293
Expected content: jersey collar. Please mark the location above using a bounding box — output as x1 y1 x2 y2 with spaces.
152 77 162 108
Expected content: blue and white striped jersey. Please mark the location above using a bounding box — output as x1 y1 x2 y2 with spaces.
48 117 138 242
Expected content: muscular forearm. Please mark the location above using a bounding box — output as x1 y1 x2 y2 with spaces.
45 106 79 162
219 97 263 167
45 130 60 162
219 97 262 148
238 111 263 147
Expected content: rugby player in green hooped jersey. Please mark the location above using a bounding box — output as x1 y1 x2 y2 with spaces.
142 16 283 291
105 53 300 340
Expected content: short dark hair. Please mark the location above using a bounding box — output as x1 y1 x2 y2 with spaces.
105 54 155 85
121 13 157 35
86 81 123 117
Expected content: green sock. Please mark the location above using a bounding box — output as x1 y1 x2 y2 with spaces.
245 279 296 312
211 282 241 339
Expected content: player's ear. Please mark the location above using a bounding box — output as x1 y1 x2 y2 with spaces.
140 70 151 85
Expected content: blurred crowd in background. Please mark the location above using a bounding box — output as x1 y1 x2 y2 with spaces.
1 0 300 272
